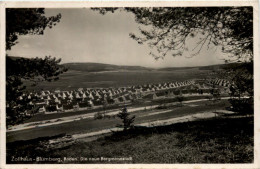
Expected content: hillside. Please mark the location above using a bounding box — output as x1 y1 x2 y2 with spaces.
8 56 236 73
63 62 235 72
159 64 240 71
63 62 152 72
7 116 253 163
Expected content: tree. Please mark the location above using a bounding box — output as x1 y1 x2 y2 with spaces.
6 8 61 50
224 62 253 99
6 8 66 126
209 83 221 102
116 107 135 131
93 7 253 61
222 62 253 114
176 96 184 106
94 7 254 114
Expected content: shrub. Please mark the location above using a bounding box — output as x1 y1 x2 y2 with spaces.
176 96 184 106
228 98 253 115
94 112 104 120
116 107 135 131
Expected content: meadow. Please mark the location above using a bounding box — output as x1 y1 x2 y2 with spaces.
23 68 211 91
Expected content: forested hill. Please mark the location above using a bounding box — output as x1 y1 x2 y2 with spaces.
62 62 152 72
64 62 242 72
158 63 243 71
8 56 242 72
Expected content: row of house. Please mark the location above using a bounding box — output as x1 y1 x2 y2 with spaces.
207 78 232 88
16 79 201 114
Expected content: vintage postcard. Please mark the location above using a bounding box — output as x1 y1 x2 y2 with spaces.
0 1 259 169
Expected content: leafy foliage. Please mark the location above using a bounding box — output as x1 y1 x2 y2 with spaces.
94 112 105 120
94 7 254 115
208 84 221 102
225 62 253 98
223 62 253 114
6 8 61 50
7 56 67 85
116 107 135 131
6 56 67 126
6 8 65 126
228 98 253 115
176 96 184 106
93 7 253 61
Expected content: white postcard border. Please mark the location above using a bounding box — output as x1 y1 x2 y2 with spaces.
0 1 259 169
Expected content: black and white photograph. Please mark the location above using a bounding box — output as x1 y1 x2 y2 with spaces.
1 1 259 168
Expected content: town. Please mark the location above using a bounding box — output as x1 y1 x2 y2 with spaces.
13 78 231 115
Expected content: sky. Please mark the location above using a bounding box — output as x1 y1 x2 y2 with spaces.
7 8 227 68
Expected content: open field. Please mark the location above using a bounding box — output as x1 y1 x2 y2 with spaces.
7 116 253 163
23 68 212 91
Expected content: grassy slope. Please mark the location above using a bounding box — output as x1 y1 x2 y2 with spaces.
53 117 254 164
7 116 253 164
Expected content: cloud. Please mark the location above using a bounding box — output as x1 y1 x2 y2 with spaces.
22 43 30 48
7 8 225 68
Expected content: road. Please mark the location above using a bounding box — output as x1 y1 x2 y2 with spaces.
7 99 230 142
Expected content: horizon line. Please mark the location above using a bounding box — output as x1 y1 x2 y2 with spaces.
62 61 230 69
